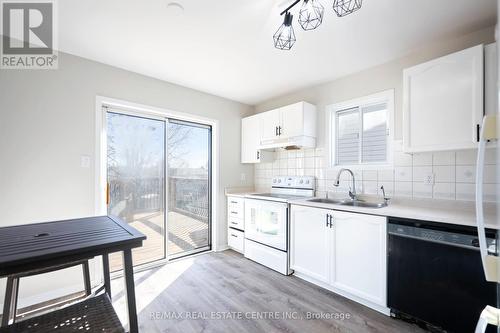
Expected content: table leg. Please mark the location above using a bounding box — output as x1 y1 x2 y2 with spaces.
2 277 19 326
82 261 92 296
122 249 138 333
102 254 111 298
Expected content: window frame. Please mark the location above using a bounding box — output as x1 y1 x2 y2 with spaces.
327 89 395 170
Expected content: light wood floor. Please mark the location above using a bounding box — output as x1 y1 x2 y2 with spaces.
110 250 425 333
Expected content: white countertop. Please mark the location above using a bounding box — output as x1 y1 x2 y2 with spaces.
224 187 255 198
290 195 499 230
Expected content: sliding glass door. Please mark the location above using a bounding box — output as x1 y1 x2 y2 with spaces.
106 112 166 271
105 109 211 270
167 120 211 259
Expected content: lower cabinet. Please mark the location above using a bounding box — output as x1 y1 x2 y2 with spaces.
290 205 388 313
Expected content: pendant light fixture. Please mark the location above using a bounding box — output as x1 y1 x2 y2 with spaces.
332 0 363 17
273 12 296 50
298 0 324 31
273 0 363 50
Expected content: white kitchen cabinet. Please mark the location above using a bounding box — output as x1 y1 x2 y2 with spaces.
227 195 245 253
259 102 317 148
403 44 484 152
241 115 274 164
260 108 282 142
290 204 388 313
331 211 387 307
290 205 331 283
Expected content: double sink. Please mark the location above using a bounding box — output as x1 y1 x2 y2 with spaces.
307 198 388 209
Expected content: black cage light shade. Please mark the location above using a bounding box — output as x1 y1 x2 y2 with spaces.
333 0 363 17
273 12 296 50
298 0 324 31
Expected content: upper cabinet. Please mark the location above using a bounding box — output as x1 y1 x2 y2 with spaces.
403 44 495 153
241 115 274 164
260 102 317 146
241 101 317 163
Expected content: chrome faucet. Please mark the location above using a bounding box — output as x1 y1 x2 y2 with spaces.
333 168 358 201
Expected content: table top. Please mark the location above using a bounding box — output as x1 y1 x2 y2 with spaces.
0 216 146 276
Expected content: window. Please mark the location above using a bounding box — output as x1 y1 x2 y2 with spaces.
328 90 394 167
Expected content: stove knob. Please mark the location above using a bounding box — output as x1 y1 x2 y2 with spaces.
300 180 304 184
306 180 310 184
278 179 282 183
273 179 277 183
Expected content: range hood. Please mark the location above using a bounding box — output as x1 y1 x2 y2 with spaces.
259 135 316 150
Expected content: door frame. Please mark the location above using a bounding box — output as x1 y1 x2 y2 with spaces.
94 95 219 278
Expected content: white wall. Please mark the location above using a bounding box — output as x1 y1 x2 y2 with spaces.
0 51 254 307
254 27 495 144
253 27 497 200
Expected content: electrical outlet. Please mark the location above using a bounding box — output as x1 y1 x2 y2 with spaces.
80 155 90 168
424 172 435 186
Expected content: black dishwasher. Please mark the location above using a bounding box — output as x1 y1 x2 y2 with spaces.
388 217 498 333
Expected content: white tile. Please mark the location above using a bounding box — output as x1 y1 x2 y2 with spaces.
315 157 324 169
456 150 477 165
296 157 304 169
304 169 315 177
378 169 394 182
304 157 315 169
484 165 497 184
394 182 412 197
393 140 404 152
433 152 455 166
412 153 433 166
433 183 455 200
362 170 377 181
412 166 433 183
288 158 297 169
272 159 280 169
315 168 325 180
316 179 326 191
394 167 412 182
456 183 475 201
287 168 297 176
413 182 433 199
279 159 288 170
456 165 476 183
433 166 455 183
315 148 324 157
362 181 378 195
296 150 305 158
272 168 280 176
278 151 288 159
304 149 315 157
394 151 412 166
296 168 305 176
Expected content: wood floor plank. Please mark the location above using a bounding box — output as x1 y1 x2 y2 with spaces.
110 250 426 333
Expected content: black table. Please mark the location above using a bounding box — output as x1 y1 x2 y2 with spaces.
0 215 146 333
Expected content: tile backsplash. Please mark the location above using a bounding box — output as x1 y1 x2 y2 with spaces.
254 142 498 202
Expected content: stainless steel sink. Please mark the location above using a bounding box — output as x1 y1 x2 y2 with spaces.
307 198 348 204
338 201 387 208
306 198 387 209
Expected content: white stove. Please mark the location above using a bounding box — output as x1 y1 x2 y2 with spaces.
243 176 315 275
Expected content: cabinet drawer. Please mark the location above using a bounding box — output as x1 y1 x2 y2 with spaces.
228 229 244 253
228 217 244 231
227 197 244 218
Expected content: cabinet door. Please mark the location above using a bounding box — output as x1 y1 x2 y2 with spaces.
280 102 304 139
403 45 484 152
241 115 261 163
331 211 387 306
290 205 331 283
260 109 281 142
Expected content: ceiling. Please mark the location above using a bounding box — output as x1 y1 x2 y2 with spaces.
58 0 497 105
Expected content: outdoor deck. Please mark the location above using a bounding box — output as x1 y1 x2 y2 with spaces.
109 211 209 271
